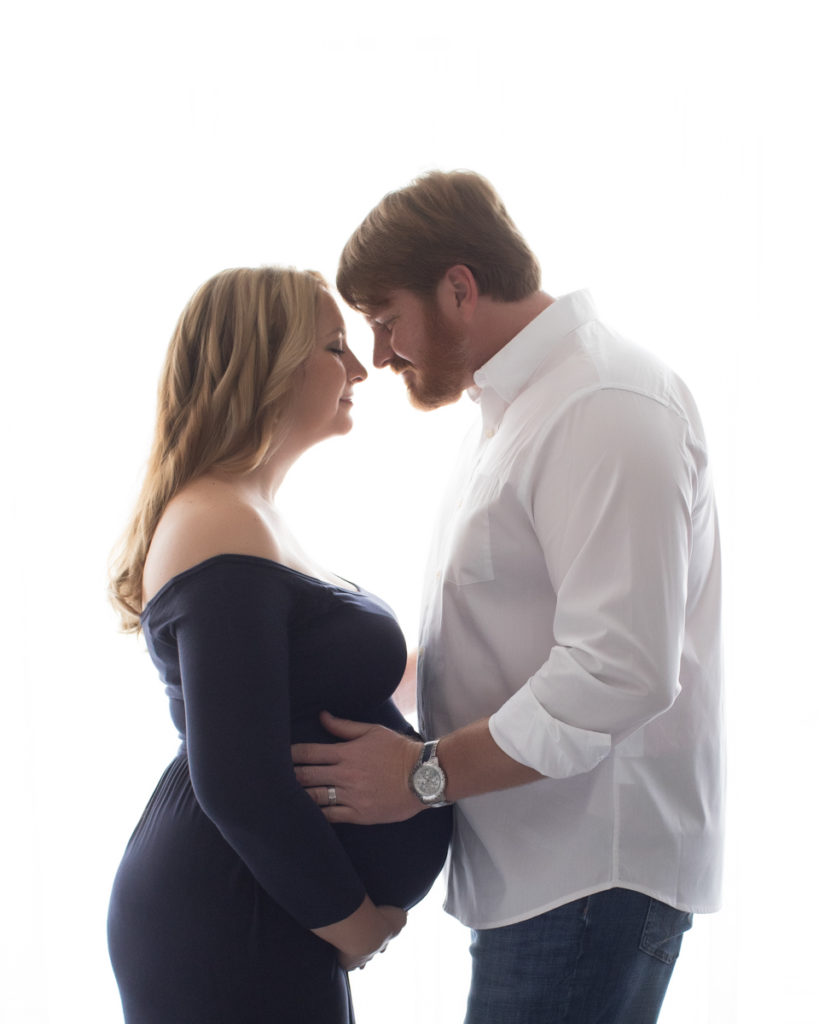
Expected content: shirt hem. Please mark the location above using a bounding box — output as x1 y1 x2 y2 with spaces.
444 881 722 930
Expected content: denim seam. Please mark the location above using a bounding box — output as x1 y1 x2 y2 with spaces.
559 896 592 1021
639 899 689 966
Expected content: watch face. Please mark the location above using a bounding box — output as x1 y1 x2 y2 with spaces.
415 764 444 799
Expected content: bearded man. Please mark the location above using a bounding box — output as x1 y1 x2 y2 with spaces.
294 170 725 1024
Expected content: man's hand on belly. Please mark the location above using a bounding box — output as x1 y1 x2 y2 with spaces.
292 712 423 824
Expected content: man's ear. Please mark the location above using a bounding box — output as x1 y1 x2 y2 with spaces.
438 264 479 320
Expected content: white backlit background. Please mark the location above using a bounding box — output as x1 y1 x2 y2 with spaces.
2 1 817 1021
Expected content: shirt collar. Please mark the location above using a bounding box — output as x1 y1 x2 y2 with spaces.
469 290 598 408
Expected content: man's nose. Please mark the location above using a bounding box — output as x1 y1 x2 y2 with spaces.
372 331 394 369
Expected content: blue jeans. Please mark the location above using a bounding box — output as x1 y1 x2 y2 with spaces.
464 888 693 1024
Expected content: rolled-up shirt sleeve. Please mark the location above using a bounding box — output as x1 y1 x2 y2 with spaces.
489 386 697 778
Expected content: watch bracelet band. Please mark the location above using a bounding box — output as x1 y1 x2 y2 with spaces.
420 739 439 765
411 738 451 806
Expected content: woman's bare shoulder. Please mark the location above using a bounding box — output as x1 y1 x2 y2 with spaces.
142 480 280 605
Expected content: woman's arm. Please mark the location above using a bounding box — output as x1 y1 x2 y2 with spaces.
313 898 407 970
168 558 388 952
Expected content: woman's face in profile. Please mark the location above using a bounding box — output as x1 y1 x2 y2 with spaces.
288 291 368 446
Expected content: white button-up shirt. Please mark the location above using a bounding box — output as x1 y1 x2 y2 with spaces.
418 291 724 929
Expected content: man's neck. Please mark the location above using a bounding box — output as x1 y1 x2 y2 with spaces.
467 290 555 372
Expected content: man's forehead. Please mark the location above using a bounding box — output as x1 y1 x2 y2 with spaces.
364 288 427 317
363 294 398 322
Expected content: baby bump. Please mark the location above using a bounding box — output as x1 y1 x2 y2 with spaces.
294 701 453 908
334 804 452 910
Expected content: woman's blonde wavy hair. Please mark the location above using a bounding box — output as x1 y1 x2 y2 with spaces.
109 266 327 633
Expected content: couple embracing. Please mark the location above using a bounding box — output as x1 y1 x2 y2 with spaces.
108 171 724 1024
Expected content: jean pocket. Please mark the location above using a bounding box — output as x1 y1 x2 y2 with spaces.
639 899 693 965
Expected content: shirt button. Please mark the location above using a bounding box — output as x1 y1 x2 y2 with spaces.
485 428 496 438
434 569 442 580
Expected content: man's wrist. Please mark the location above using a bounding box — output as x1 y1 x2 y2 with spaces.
408 738 450 806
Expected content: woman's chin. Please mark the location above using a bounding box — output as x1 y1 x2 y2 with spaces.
333 410 355 435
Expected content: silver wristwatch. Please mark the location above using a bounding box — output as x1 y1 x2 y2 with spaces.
409 739 449 806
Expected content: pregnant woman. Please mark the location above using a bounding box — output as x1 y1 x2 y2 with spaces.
107 267 452 1023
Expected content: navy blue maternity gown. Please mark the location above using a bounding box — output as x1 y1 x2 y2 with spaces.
107 555 452 1023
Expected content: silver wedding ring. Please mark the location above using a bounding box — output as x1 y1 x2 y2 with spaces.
327 786 338 806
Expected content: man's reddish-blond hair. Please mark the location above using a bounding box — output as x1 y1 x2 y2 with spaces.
337 170 541 311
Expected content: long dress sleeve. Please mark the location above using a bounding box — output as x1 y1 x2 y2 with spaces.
154 558 367 929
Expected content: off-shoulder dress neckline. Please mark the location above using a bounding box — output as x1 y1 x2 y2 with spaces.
140 553 360 621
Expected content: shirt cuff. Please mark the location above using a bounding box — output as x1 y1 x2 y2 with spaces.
489 682 612 779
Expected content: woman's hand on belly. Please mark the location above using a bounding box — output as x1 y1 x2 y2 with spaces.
312 897 407 971
337 904 408 971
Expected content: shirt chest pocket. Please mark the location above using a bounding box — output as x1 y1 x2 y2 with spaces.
442 475 498 586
